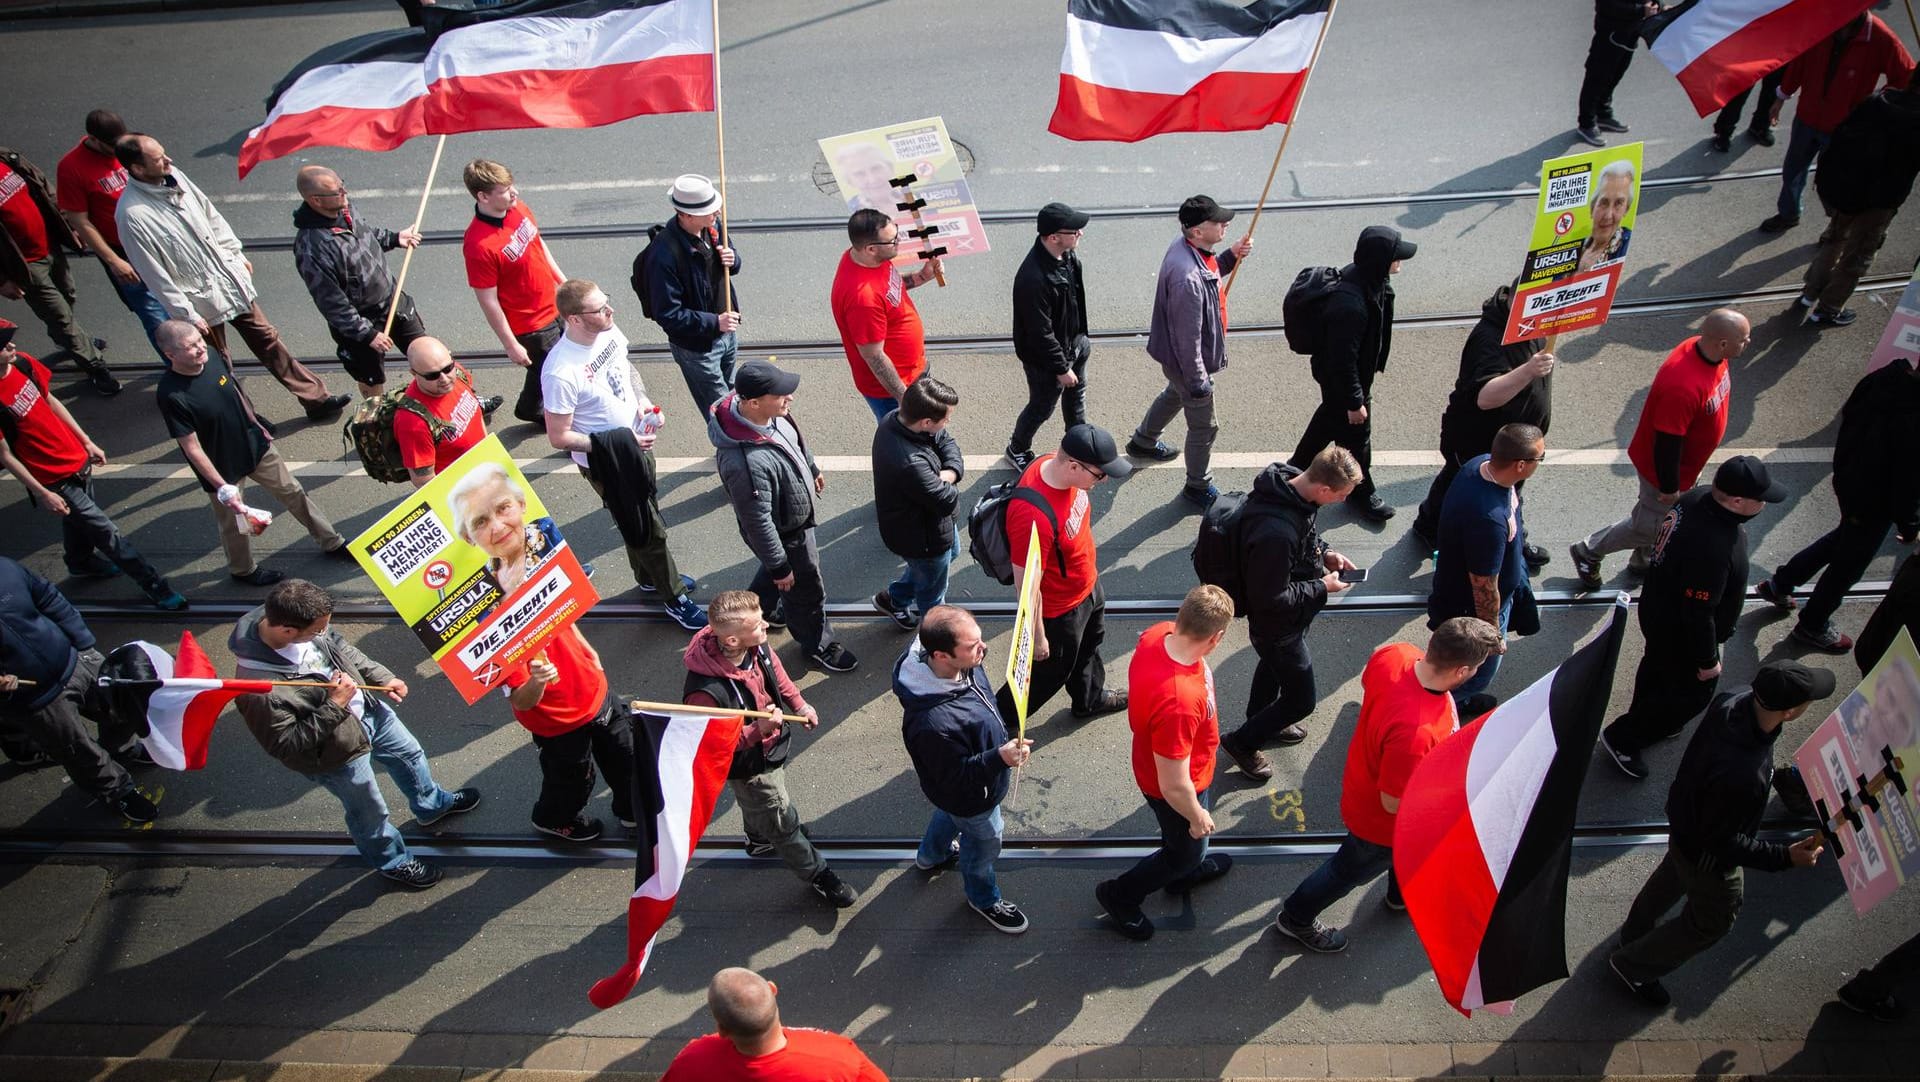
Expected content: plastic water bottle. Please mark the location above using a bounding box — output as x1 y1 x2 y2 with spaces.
638 405 664 437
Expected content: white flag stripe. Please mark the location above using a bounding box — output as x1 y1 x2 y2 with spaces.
1061 12 1325 96
635 714 703 903
143 680 233 771
1648 0 1801 72
1462 675 1558 891
428 2 711 82
257 61 429 130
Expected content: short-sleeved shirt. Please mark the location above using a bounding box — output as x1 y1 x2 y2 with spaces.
660 1028 889 1082
0 355 89 484
1127 622 1219 799
0 162 50 262
55 139 128 255
1429 455 1526 625
829 250 926 398
1627 337 1729 492
502 626 608 738
1341 643 1459 847
157 354 271 491
541 326 651 468
394 366 487 474
1006 455 1097 617
462 203 560 335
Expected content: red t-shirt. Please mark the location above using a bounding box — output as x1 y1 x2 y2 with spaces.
660 1029 888 1082
463 203 560 335
1 355 90 485
1006 455 1097 617
55 139 128 255
829 250 926 398
1626 337 1730 492
503 626 608 737
1341 643 1459 847
394 367 487 473
1127 622 1219 799
0 162 50 263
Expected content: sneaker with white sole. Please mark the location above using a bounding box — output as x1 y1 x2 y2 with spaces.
1789 622 1853 655
380 858 443 890
417 787 481 827
1599 731 1648 780
810 867 858 908
808 642 859 673
1274 911 1349 953
970 898 1029 934
872 591 917 630
664 595 709 631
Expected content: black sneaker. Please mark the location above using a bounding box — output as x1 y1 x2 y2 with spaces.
970 898 1030 934
86 364 122 397
1569 541 1603 590
1747 125 1777 147
765 603 787 632
1575 124 1606 147
744 838 778 859
479 395 505 419
1125 438 1179 462
810 867 858 908
1179 482 1220 509
1608 954 1671 1007
872 591 917 631
65 554 123 579
808 642 859 673
1837 984 1905 1022
1807 308 1858 328
1383 891 1407 913
113 787 158 824
1759 214 1800 234
1071 690 1128 719
1595 116 1629 133
305 393 353 421
1708 132 1732 152
1755 577 1798 611
534 815 604 842
1274 911 1348 953
1005 445 1036 470
1600 731 1648 780
418 787 481 827
1356 493 1396 522
380 858 443 891
231 567 286 587
1094 879 1154 941
1522 542 1551 571
1165 853 1233 895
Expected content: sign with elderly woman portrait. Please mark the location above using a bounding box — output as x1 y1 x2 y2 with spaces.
344 435 599 703
1503 142 1643 345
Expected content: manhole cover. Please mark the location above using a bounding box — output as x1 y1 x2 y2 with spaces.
812 139 976 197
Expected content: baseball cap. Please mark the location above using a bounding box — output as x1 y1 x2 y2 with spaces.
669 173 722 216
1713 455 1788 502
734 360 799 399
1358 224 1418 262
1751 660 1837 711
0 318 15 350
1060 423 1133 480
1178 195 1235 228
1037 202 1090 235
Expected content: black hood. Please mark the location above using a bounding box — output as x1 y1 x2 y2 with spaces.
1353 225 1413 282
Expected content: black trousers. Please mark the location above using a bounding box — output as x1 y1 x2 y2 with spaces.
1009 355 1089 455
1577 29 1637 128
512 317 564 423
1227 635 1315 753
1290 400 1375 501
529 697 634 829
750 529 835 656
997 582 1107 726
331 292 427 388
1714 68 1786 137
1413 451 1469 540
1842 930 1920 1004
1604 638 1719 754
1773 513 1890 636
1110 788 1212 908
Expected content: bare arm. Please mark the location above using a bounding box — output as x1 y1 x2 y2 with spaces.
1468 572 1503 627
406 465 436 489
544 411 590 455
473 288 530 366
1153 753 1215 838
0 439 66 513
173 432 231 492
855 341 907 399
62 211 139 284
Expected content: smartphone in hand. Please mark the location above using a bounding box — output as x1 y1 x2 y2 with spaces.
1338 567 1369 584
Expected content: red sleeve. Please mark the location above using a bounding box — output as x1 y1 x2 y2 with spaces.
27 358 54 392
1887 33 1915 85
392 409 435 469
837 281 889 346
1375 712 1432 800
1641 375 1699 438
1005 496 1057 570
858 1047 891 1082
54 156 85 215
1148 709 1200 764
463 234 498 290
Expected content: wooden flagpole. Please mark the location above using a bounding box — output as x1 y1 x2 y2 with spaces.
711 0 735 314
1223 0 1340 300
630 697 785 721
382 133 449 338
1905 0 1919 43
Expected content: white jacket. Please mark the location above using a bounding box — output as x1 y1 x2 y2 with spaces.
116 168 255 324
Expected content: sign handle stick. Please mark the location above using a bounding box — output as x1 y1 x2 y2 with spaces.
711 0 735 315
1223 0 1339 301
1905 0 1919 44
382 133 448 339
628 697 787 721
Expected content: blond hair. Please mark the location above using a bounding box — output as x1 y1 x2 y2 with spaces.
462 159 512 197
707 590 764 633
1175 584 1235 636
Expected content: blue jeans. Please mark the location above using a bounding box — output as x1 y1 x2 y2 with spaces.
304 698 455 870
864 395 897 423
1452 582 1518 706
111 273 170 362
918 804 1003 909
669 331 737 420
1777 118 1832 220
887 529 958 617
1283 832 1399 924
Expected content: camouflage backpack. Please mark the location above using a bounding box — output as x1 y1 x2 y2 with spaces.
342 371 469 483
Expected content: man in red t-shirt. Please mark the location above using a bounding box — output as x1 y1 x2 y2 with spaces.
503 624 629 842
1571 308 1748 589
662 967 888 1082
1094 585 1235 942
830 209 941 422
0 321 182 610
994 423 1132 728
0 144 118 395
394 337 501 488
1273 618 1501 954
461 159 565 424
55 110 170 359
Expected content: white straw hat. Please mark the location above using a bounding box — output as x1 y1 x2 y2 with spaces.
669 173 722 215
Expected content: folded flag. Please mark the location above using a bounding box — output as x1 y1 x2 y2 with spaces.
239 0 716 177
1393 595 1630 1016
1641 0 1877 116
588 707 741 1009
1049 0 1332 142
99 632 273 771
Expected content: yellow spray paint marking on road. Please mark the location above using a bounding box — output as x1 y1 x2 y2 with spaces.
1267 788 1305 831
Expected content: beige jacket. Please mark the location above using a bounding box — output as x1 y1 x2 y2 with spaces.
115 168 256 324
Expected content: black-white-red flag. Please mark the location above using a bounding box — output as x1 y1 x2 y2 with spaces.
1641 0 1877 115
98 632 272 771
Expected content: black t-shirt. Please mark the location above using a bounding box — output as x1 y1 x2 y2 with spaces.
158 355 271 491
1441 317 1549 458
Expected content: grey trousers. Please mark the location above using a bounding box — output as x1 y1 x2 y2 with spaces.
1132 377 1218 490
18 252 106 367
730 764 826 882
1611 847 1744 982
2 648 136 799
1584 477 1668 561
210 446 344 575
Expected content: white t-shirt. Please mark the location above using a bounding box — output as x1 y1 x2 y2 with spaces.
276 640 364 720
540 325 653 467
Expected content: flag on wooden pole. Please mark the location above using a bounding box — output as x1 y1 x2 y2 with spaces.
98 633 273 771
1641 0 1878 115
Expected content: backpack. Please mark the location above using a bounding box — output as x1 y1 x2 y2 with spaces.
1191 490 1254 611
629 224 676 320
967 480 1068 587
342 373 468 483
1281 265 1346 355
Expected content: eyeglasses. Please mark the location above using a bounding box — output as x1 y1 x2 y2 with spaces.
1074 459 1106 481
314 187 348 200
1053 229 1084 238
1518 453 1548 464
870 236 901 248
412 362 458 381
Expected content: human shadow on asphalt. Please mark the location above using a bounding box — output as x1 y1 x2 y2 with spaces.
1392 135 1595 234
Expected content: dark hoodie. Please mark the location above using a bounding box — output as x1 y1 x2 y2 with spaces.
1665 689 1792 873
1438 285 1550 460
682 625 808 780
291 202 403 344
707 391 821 578
0 556 94 713
1817 87 1920 215
229 604 395 775
1309 226 1402 411
1639 488 1750 671
1241 464 1331 643
894 639 1010 818
1831 359 1920 531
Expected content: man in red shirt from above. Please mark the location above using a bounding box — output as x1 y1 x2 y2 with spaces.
393 337 501 488
1273 617 1503 954
1094 584 1235 942
0 320 182 610
1571 308 1749 590
55 109 170 360
661 967 887 1082
830 208 942 422
995 423 1132 729
502 622 630 844
0 144 118 396
461 159 565 425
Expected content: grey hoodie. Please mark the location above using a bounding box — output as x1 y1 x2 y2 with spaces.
229 605 396 775
707 390 821 577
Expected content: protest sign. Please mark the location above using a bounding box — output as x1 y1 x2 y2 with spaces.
1505 142 1643 344
1003 524 1042 740
1502 264 1623 342
346 435 598 703
1868 263 1920 375
819 117 990 261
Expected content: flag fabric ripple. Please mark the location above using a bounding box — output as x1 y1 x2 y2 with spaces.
99 632 272 771
1641 0 1877 115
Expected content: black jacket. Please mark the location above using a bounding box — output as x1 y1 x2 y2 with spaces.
1814 91 1920 214
871 410 964 559
1439 286 1550 459
1011 238 1089 375
291 203 402 344
1831 361 1920 530
0 556 94 713
1665 689 1793 873
586 427 657 548
1858 549 1920 673
645 221 741 351
1595 0 1650 34
895 640 1010 818
1241 464 1330 643
1639 488 1750 670
1309 229 1400 410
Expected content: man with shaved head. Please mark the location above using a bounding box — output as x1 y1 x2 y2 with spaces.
393 337 501 488
293 165 427 398
661 966 887 1080
1571 308 1748 590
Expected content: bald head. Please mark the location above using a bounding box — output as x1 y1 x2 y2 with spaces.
298 166 349 216
1699 308 1751 362
406 337 461 394
707 967 780 1046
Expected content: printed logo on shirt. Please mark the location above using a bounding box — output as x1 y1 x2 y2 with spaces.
1704 370 1730 416
447 390 479 434
583 339 627 401
5 379 42 419
1649 503 1681 566
1065 489 1089 540
885 264 904 307
502 216 538 262
0 171 26 205
94 169 128 197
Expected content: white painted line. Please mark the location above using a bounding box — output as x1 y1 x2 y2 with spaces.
215 174 801 205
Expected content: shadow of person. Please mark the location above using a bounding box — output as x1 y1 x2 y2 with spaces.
1394 135 1592 233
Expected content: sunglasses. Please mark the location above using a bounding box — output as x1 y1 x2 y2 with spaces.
412 362 458 381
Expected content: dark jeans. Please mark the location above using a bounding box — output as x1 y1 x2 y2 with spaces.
529 697 634 829
1283 832 1400 924
751 528 835 655
1842 930 1920 1003
1290 399 1375 501
331 292 427 389
582 465 682 598
1008 358 1088 455
1774 513 1890 636
996 582 1107 725
1228 634 1314 753
1577 28 1637 127
1714 68 1785 137
1777 118 1832 220
1612 847 1743 982
48 468 170 596
512 317 564 422
1110 787 1212 908
1604 639 1719 754
2 649 135 799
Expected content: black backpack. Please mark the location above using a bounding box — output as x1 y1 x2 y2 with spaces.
967 481 1067 586
1191 490 1253 612
629 224 676 320
1281 265 1346 355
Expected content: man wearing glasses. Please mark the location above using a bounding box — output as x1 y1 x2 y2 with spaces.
1006 202 1093 469
292 166 428 400
831 208 941 422
393 336 502 489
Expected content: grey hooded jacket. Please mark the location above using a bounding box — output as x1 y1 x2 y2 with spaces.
707 391 821 580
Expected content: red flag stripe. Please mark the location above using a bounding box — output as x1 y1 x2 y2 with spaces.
1394 720 1500 1014
1048 70 1312 143
1649 0 1877 115
425 55 716 136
